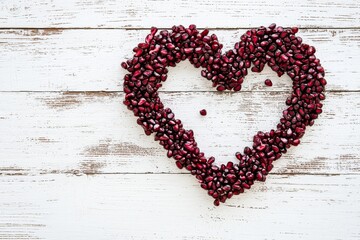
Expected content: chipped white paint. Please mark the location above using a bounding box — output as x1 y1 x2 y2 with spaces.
0 1 359 239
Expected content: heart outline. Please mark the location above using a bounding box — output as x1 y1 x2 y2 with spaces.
122 24 326 206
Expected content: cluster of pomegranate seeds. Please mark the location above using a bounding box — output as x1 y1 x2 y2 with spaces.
264 79 273 87
122 24 326 206
199 109 207 116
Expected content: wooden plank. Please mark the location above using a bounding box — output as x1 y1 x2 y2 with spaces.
0 29 359 92
0 174 359 239
0 0 359 28
0 92 359 175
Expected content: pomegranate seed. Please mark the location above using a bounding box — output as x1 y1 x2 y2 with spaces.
150 27 158 35
216 85 225 91
269 23 276 29
291 27 299 34
138 98 146 106
199 109 207 116
184 48 193 54
121 62 127 69
292 139 300 146
175 161 183 169
307 46 316 55
280 54 288 61
256 172 264 181
264 79 273 86
294 54 304 59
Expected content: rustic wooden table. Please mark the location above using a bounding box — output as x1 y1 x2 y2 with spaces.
0 1 359 239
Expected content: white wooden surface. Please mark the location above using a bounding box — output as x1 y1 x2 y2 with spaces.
0 1 359 239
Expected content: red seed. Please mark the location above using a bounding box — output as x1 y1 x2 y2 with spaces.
291 27 299 34
292 139 300 146
138 43 149 49
294 54 304 59
226 174 236 182
133 70 141 77
216 85 225 91
175 161 183 169
121 62 127 69
166 43 176 49
184 143 195 152
138 98 146 106
264 79 273 87
199 109 207 116
269 23 276 29
201 29 209 36
257 144 266 151
205 176 214 182
280 54 288 61
143 70 153 77
272 145 280 153
150 27 158 35
184 48 193 54
208 157 215 164
135 49 143 57
256 172 264 181
307 46 316 55
153 124 160 131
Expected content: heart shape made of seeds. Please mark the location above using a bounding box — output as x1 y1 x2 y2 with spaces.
122 24 326 206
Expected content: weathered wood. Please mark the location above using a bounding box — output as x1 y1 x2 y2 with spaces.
0 1 359 239
0 29 359 92
0 174 359 239
0 0 359 28
0 92 358 175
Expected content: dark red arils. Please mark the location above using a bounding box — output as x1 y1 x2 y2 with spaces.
216 85 226 91
269 23 276 29
280 54 289 61
199 109 207 116
138 98 146 106
291 26 299 34
184 48 193 54
264 79 273 87
121 62 127 69
122 23 326 206
307 46 316 55
175 161 183 169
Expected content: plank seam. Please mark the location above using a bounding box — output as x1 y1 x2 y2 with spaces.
0 27 359 31
1 172 359 176
0 90 358 93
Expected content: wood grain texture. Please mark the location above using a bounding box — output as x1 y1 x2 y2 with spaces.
0 29 359 92
0 174 359 240
0 91 358 175
0 1 359 239
0 0 359 28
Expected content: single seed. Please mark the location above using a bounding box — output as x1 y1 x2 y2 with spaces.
199 109 207 116
121 62 127 69
264 79 273 86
